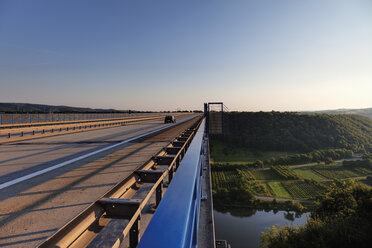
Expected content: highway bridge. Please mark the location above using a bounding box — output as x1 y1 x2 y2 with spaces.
0 109 221 248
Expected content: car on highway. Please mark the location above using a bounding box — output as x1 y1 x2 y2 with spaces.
164 115 176 123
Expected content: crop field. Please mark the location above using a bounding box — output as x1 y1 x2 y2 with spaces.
267 182 292 199
250 170 281 180
271 165 299 179
282 181 326 199
247 181 273 196
237 170 256 180
354 167 372 174
211 171 240 189
312 166 372 179
293 168 325 180
210 141 292 163
211 162 372 201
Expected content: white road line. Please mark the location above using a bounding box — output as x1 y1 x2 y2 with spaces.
0 116 196 190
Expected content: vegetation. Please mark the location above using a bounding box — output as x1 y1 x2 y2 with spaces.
293 168 325 180
310 107 372 120
267 182 292 198
312 165 372 179
212 159 372 204
261 180 372 248
282 180 327 199
271 165 299 180
343 158 372 167
268 149 354 166
210 112 372 246
211 112 372 153
251 170 280 180
210 139 292 163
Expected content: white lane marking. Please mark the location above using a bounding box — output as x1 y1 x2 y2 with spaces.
0 116 196 190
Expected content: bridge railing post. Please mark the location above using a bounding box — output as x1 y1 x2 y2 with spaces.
129 215 141 248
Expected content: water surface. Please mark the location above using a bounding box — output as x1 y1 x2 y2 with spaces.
214 209 309 248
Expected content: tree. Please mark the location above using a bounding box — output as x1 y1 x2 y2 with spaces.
324 157 333 164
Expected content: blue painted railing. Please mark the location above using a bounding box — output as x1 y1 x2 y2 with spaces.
138 119 205 248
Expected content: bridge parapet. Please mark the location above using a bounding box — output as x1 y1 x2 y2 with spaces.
138 119 215 248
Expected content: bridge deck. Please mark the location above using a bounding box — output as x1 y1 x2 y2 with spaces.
0 115 197 248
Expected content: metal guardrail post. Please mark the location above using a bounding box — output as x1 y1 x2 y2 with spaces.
130 215 141 248
138 119 206 248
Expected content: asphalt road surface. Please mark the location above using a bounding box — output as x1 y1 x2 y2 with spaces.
0 114 198 248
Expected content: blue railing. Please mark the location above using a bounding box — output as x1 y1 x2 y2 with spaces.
138 119 205 248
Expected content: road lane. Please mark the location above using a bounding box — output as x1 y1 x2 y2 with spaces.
0 115 194 185
0 116 194 190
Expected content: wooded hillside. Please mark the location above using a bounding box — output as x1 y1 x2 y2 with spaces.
214 112 372 152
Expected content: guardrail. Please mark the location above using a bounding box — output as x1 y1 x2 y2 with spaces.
37 117 202 248
0 116 162 143
0 114 195 144
138 119 206 248
0 112 164 125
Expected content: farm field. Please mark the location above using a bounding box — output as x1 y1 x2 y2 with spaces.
210 140 292 163
267 182 292 198
293 168 325 180
282 181 327 199
212 163 372 201
312 165 372 179
250 170 280 180
211 171 239 189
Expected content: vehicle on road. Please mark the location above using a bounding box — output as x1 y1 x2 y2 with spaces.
164 115 176 123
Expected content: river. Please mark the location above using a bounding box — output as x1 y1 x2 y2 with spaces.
214 208 309 248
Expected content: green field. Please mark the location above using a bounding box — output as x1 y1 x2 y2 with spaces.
247 181 273 196
267 182 292 198
211 171 239 189
293 168 325 180
212 162 372 201
210 140 292 163
282 181 326 199
250 170 281 180
312 166 372 180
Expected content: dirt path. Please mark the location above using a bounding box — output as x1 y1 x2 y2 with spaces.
253 154 362 171
255 196 314 203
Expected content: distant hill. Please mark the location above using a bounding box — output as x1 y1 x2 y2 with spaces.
214 112 372 153
0 102 128 113
305 108 372 119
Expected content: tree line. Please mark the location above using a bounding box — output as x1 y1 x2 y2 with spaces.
212 148 354 170
212 112 372 153
261 180 372 248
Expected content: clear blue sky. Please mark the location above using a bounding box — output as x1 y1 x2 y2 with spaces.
1 0 371 111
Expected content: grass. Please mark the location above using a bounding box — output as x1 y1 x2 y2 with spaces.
267 182 292 199
293 168 325 180
250 170 281 180
311 166 370 180
210 140 292 163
